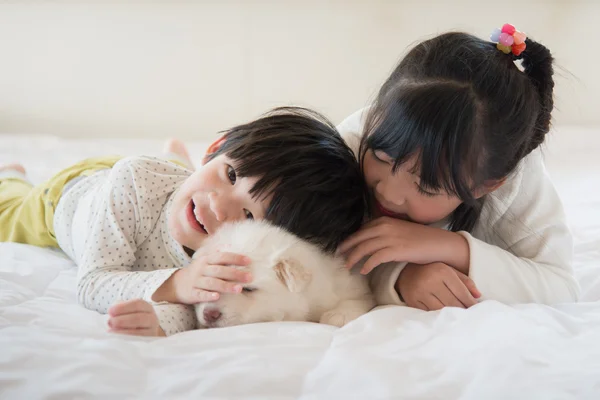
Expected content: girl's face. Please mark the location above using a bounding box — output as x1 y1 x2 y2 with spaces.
362 149 463 225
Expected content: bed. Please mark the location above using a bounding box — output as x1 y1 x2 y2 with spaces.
1 128 599 399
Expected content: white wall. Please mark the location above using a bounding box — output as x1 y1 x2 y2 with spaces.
0 0 597 139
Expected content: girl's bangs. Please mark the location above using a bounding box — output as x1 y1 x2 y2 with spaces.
360 82 482 205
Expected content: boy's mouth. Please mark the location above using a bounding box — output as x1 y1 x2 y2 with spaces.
187 200 208 234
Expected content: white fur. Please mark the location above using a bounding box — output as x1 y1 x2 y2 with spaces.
193 220 376 328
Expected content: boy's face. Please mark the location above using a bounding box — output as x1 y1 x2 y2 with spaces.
168 149 272 252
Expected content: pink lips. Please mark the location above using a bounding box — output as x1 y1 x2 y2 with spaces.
374 199 410 221
186 200 208 234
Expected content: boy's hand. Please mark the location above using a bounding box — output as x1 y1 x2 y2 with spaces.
153 252 253 305
396 262 481 310
108 299 165 337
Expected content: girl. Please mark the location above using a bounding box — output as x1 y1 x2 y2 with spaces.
338 25 581 310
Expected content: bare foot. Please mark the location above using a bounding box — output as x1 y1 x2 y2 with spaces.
0 163 26 174
163 138 194 168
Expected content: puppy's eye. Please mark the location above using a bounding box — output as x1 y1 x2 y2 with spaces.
242 287 256 293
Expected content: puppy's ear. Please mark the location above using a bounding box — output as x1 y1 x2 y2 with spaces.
273 258 311 293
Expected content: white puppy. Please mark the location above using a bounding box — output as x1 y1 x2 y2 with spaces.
193 220 376 328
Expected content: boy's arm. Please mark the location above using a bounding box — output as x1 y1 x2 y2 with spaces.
73 157 189 313
107 299 197 337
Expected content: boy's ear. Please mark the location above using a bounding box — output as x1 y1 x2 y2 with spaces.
473 178 506 199
202 135 227 165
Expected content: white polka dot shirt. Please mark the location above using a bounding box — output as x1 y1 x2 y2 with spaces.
54 156 199 335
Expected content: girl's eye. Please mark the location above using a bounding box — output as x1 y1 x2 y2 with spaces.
227 165 237 184
244 209 254 220
242 287 256 293
416 184 438 198
372 150 391 164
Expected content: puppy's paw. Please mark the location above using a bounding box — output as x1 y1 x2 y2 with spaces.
319 310 348 327
319 299 374 327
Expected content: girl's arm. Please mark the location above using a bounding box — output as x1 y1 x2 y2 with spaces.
454 149 581 304
348 150 581 306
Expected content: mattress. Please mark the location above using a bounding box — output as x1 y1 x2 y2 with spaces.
1 128 599 399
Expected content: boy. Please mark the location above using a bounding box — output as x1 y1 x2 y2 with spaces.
0 107 367 336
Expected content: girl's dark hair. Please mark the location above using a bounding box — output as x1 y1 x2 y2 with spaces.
207 106 367 252
360 32 554 232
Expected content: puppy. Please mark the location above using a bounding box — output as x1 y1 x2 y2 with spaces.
193 220 376 328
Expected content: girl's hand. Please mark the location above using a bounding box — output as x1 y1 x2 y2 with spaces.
339 217 467 274
153 252 253 305
108 299 166 337
396 262 481 310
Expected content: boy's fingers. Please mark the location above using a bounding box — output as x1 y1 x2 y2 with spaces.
196 277 242 294
109 328 155 337
194 289 220 302
203 264 252 283
108 299 152 317
109 313 154 330
206 252 251 267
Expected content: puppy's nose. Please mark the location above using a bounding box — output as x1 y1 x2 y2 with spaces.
203 308 222 323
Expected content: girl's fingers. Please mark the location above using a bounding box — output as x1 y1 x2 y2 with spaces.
435 283 467 308
202 264 252 283
424 294 445 311
444 276 477 308
337 226 382 254
108 299 152 317
456 272 482 299
344 237 391 269
360 248 399 275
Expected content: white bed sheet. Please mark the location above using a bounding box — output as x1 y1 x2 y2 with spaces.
1 128 599 399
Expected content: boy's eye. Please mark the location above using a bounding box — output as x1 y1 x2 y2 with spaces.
242 287 256 293
227 165 237 184
244 209 254 220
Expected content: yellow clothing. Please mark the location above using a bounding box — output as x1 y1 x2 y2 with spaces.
0 156 122 247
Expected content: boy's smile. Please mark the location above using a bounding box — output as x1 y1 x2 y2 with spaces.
168 153 271 252
187 199 208 234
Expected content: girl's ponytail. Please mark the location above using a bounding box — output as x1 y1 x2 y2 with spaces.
519 38 555 154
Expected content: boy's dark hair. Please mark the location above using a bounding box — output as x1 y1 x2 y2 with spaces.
361 32 555 232
206 107 367 252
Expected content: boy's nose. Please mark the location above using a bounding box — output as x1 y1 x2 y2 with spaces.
208 192 229 222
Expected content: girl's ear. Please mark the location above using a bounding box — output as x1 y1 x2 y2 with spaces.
473 178 506 199
202 135 227 165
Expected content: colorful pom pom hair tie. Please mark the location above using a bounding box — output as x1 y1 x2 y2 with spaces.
490 23 527 56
